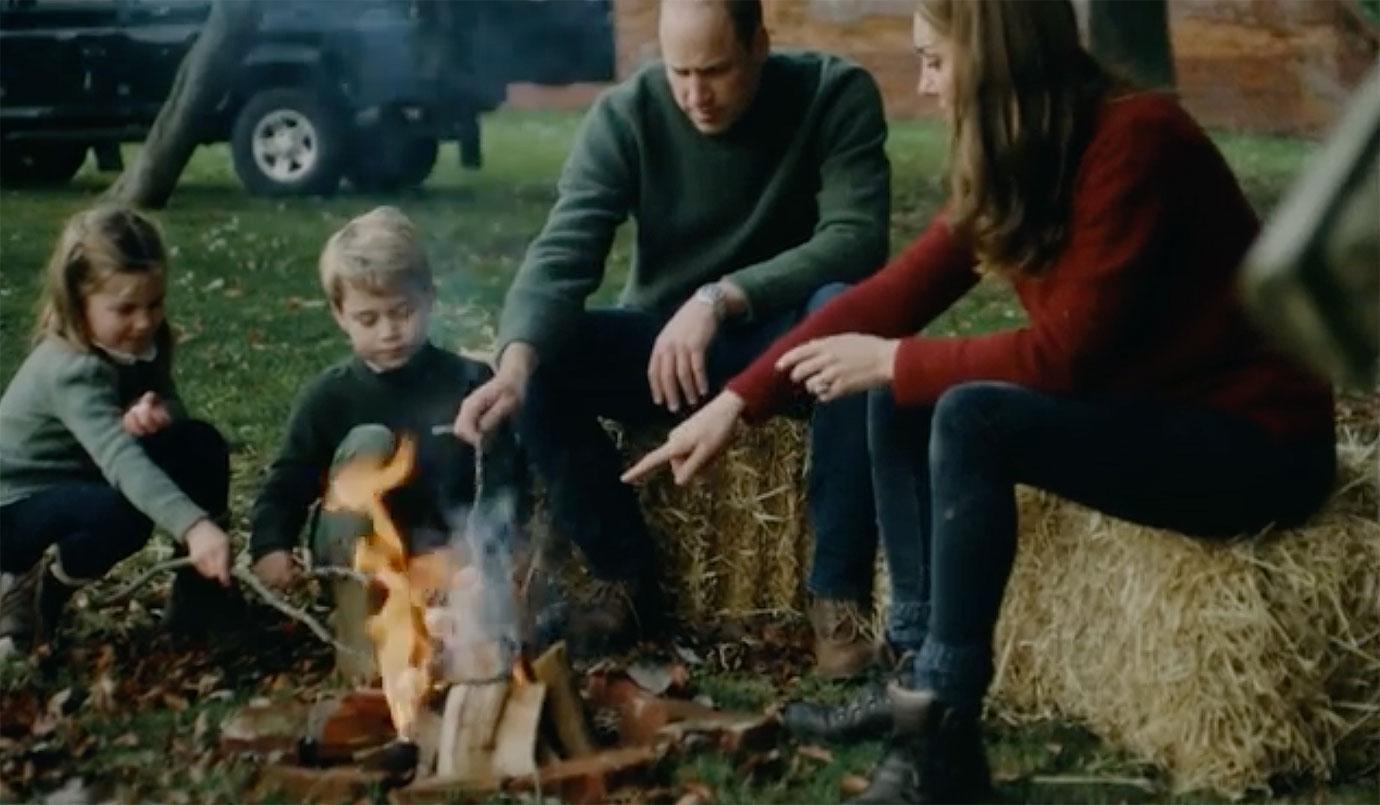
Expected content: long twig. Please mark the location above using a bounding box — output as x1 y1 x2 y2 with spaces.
230 566 364 658
1029 774 1158 793
91 556 366 658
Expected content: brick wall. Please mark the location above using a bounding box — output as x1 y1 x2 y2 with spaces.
595 0 1379 135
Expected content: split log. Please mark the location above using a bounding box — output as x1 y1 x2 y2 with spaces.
219 700 310 756
531 641 596 757
298 689 395 765
490 681 546 778
257 763 393 802
391 745 663 804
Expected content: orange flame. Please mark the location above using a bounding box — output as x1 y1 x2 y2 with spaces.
324 435 438 740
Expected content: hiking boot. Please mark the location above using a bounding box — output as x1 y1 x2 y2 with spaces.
809 597 876 679
850 686 991 804
782 651 918 743
0 560 45 659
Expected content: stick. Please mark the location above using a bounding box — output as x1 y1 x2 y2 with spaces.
94 558 366 607
1029 774 1158 793
231 566 365 658
90 557 366 658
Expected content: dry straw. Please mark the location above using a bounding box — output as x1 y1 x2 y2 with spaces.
581 420 1378 797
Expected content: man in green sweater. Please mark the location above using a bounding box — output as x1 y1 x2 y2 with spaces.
454 0 890 673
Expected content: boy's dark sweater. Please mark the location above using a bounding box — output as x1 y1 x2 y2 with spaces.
250 343 516 559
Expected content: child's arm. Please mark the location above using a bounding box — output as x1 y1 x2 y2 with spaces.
248 382 335 571
49 355 210 549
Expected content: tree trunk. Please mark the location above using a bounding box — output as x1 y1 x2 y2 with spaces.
106 0 264 209
1085 0 1176 90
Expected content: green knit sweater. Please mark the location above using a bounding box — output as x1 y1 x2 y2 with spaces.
0 336 204 541
497 50 891 359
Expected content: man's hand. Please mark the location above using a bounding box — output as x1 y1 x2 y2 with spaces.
777 334 899 402
183 519 232 586
649 298 720 413
252 549 300 590
454 343 537 446
622 391 745 486
122 391 173 437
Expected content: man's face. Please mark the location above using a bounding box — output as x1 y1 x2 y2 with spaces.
332 285 432 371
660 1 767 135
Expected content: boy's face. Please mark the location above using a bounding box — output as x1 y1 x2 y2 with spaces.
332 285 432 371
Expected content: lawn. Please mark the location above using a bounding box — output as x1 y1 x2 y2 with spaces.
0 109 1373 802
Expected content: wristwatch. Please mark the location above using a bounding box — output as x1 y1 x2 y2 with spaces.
693 282 729 321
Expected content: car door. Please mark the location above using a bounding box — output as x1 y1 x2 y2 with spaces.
0 0 124 130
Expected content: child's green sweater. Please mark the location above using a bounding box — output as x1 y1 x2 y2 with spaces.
0 336 204 540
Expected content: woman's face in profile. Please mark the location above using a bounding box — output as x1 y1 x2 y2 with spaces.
913 14 954 117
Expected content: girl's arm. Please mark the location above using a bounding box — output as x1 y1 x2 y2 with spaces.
49 354 207 542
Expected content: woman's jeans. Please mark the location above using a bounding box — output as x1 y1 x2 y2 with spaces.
518 284 877 601
0 419 230 580
869 381 1335 716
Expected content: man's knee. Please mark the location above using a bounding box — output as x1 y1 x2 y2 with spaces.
805 282 851 314
333 424 396 469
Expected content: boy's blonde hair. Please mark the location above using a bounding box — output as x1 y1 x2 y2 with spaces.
34 205 170 350
319 206 434 308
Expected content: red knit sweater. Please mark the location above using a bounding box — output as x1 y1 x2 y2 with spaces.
728 93 1334 441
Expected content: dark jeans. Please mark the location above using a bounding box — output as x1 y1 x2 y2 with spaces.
867 381 1335 715
519 284 877 600
0 419 230 580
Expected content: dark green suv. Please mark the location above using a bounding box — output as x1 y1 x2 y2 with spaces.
0 0 613 195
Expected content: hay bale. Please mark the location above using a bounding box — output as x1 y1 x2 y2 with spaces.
581 420 1378 796
989 435 1380 796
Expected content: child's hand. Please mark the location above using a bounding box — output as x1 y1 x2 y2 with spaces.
252 550 300 590
122 391 173 437
183 519 231 586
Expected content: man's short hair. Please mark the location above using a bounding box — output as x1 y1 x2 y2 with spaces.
664 0 763 49
319 206 434 308
723 0 764 50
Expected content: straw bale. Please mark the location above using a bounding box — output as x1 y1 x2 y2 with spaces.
553 420 1378 796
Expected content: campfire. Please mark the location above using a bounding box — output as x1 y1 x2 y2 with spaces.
228 431 778 802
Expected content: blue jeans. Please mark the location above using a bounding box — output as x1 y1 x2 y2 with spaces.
518 284 877 600
868 382 1335 715
0 420 230 580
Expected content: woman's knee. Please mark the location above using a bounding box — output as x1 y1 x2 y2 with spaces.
929 382 1030 466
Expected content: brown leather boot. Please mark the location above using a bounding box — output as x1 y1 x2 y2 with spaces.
809 597 876 679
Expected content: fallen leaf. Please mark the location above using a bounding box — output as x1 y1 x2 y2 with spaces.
627 662 689 696
113 733 140 748
673 644 704 665
796 744 834 763
40 777 88 805
840 774 871 797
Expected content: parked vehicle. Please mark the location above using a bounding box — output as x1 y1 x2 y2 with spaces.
0 0 614 195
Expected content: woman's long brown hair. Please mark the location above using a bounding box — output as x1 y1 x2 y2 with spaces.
919 0 1111 276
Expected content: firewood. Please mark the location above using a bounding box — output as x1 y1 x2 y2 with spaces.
298 688 395 765
453 680 509 781
531 641 597 758
511 744 664 803
490 680 546 778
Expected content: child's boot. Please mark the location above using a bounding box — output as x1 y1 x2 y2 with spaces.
0 559 44 659
165 557 245 639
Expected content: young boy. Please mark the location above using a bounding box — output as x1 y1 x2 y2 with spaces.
249 207 521 676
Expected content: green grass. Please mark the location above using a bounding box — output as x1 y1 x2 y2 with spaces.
2 109 1371 802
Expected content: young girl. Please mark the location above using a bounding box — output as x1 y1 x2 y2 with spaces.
623 1 1336 801
0 206 233 658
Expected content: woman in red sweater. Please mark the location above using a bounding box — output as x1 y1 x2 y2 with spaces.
624 0 1335 800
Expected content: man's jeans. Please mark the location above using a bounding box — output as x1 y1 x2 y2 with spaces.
518 284 877 601
868 381 1335 715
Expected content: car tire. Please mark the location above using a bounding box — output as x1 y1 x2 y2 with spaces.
231 88 346 197
346 122 438 192
0 142 87 186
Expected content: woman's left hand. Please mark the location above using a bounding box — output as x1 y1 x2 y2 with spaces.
777 334 899 403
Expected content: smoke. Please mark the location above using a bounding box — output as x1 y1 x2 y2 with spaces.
426 483 524 683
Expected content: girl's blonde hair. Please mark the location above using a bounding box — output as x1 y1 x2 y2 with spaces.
919 0 1111 276
34 206 170 350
